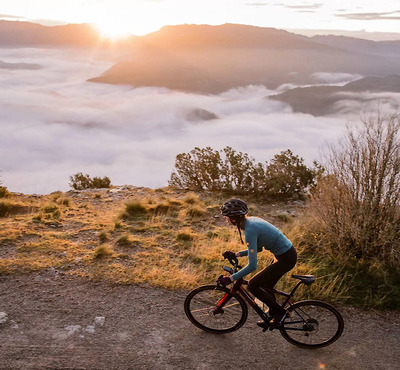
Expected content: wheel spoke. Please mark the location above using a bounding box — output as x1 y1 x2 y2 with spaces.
280 300 344 349
184 285 247 333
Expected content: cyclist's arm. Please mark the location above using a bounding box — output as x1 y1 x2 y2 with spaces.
231 234 258 280
236 249 248 257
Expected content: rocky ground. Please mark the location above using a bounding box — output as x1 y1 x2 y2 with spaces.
1 270 399 370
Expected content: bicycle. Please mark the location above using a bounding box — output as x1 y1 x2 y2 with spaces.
184 256 344 349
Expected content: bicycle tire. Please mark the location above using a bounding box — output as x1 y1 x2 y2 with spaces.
280 300 344 349
184 285 248 334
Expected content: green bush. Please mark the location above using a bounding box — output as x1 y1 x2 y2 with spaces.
0 178 10 198
169 146 319 199
69 172 111 190
0 186 10 198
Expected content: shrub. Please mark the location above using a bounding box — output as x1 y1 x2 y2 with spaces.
69 172 111 190
169 146 319 199
310 113 400 265
262 150 321 199
0 186 10 198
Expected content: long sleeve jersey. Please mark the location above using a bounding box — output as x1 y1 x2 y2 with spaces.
231 217 292 281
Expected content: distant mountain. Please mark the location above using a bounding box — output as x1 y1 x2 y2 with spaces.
1 21 400 95
0 20 138 47
89 24 400 93
269 75 400 116
311 35 400 57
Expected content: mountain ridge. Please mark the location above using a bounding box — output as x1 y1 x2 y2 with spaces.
88 24 400 93
269 75 400 116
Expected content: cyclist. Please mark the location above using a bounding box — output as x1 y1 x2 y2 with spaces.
218 198 297 327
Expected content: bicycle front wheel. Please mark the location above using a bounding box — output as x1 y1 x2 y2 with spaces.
280 300 344 349
184 285 248 334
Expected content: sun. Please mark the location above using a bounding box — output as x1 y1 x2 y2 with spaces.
94 20 134 40
93 18 162 39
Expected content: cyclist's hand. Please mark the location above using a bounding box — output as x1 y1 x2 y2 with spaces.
222 251 236 260
217 276 233 286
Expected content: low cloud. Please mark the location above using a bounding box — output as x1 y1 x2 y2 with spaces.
331 91 400 117
310 72 363 85
0 47 383 194
336 11 400 21
285 4 322 10
245 2 269 6
271 3 322 11
0 14 27 21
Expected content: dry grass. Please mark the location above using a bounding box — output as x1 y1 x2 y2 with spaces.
2 186 392 308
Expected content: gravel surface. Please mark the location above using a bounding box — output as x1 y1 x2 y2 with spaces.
1 270 399 370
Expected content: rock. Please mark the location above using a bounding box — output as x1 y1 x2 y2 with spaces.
0 312 8 324
65 325 82 336
85 325 95 334
94 316 105 326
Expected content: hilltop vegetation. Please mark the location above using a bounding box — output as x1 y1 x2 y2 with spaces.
1 113 399 309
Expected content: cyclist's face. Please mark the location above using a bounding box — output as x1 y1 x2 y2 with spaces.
224 216 235 226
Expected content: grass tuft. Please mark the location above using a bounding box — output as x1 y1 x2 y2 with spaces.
121 200 148 220
176 229 196 242
94 244 114 259
116 234 133 246
98 231 108 243
0 201 28 217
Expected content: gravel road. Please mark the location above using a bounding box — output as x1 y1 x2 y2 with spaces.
1 270 399 370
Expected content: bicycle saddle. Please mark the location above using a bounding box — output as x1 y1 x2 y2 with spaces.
291 274 315 285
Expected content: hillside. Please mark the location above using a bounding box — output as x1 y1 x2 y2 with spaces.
0 186 300 289
269 75 400 116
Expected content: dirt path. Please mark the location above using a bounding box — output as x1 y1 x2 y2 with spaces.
1 271 399 370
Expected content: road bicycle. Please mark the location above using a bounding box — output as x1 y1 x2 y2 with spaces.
184 256 344 349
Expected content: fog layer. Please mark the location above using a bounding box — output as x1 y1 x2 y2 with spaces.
0 48 370 194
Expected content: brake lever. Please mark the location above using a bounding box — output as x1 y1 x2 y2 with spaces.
227 256 242 269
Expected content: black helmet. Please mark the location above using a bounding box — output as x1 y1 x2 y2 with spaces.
221 199 249 218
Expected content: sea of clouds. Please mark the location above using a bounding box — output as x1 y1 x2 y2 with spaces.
0 47 395 194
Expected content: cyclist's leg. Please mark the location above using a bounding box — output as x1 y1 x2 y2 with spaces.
248 247 297 316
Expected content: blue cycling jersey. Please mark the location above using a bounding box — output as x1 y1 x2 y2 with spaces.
231 217 292 281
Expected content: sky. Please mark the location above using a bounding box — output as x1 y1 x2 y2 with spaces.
0 0 399 38
1 47 398 194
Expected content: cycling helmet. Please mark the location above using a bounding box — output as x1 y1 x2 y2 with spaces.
221 199 249 218
221 199 248 245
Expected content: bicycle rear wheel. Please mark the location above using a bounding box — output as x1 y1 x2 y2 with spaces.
184 285 248 334
280 300 344 349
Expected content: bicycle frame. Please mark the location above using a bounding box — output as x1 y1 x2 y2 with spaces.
216 278 305 322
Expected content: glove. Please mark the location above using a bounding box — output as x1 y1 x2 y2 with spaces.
217 276 233 286
222 251 236 260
